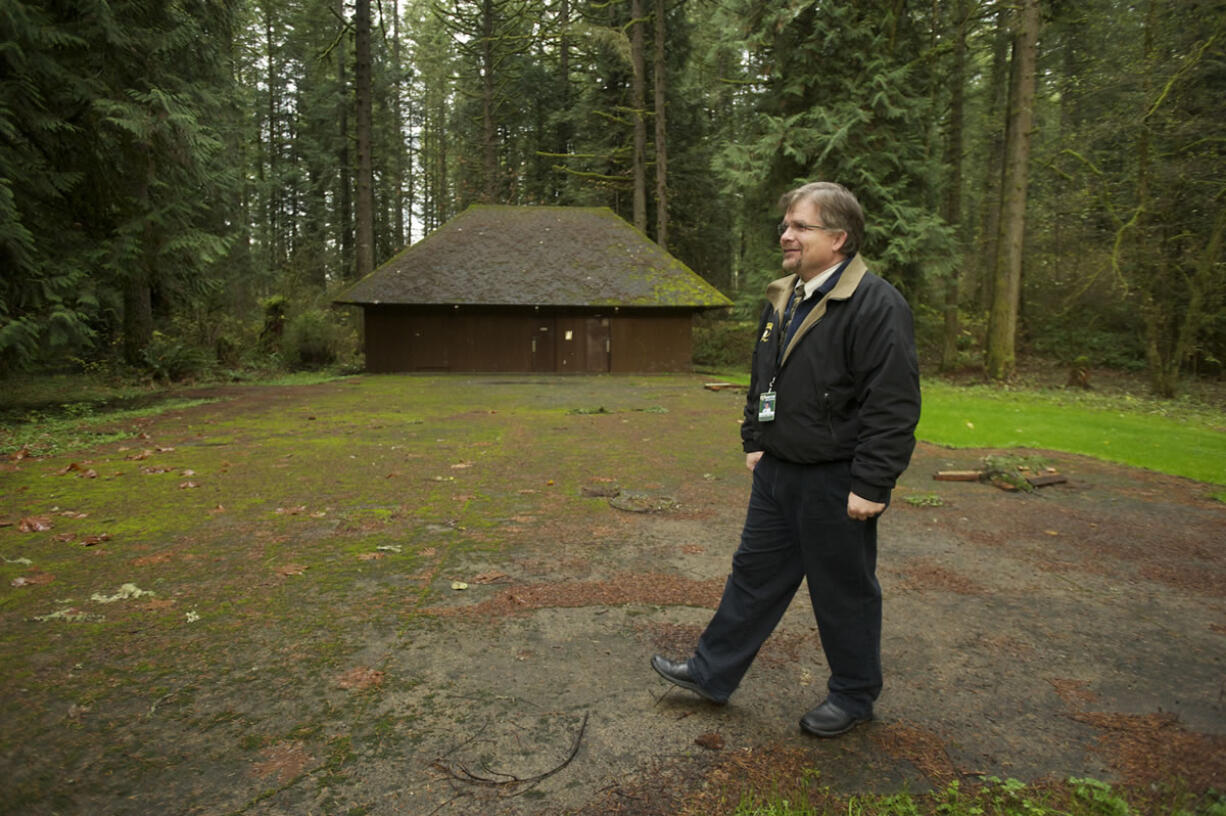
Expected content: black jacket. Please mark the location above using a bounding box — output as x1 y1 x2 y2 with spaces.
741 254 921 503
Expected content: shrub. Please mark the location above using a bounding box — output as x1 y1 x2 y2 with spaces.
282 309 353 370
140 332 212 383
694 316 757 369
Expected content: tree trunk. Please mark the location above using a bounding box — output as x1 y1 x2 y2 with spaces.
355 0 375 279
337 0 353 277
481 0 498 202
985 0 1039 382
939 0 967 372
392 0 405 246
265 6 281 272
652 0 668 249
974 8 1011 312
125 163 156 364
630 0 647 232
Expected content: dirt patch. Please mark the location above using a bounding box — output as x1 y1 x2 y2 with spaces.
422 573 724 619
871 721 958 787
1 374 1222 815
1071 712 1226 791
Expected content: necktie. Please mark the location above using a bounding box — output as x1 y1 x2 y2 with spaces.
779 284 806 358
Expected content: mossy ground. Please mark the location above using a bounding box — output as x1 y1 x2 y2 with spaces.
1 374 1223 816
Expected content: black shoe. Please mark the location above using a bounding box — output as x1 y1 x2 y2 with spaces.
650 655 727 704
799 699 870 737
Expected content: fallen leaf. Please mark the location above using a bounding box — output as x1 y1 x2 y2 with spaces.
694 732 725 750
277 564 307 576
276 506 307 516
156 446 175 453
179 481 200 489
210 504 226 514
132 552 173 566
127 449 155 461
450 581 469 590
54 532 77 543
181 469 196 477
9 447 30 462
471 571 510 584
80 534 112 546
336 667 385 690
18 516 52 532
251 742 313 785
450 461 473 470
1044 529 1060 536
309 511 327 518
357 552 385 561
59 511 88 518
140 466 172 474
12 571 55 587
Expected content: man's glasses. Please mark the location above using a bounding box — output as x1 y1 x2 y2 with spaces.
777 220 840 237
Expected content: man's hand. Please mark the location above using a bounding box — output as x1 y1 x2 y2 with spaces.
746 451 764 471
847 491 885 521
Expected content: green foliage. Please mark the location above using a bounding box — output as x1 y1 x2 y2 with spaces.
282 309 359 371
693 317 757 369
903 493 945 508
139 332 213 384
1068 778 1132 816
727 777 1226 816
708 0 954 299
0 0 240 374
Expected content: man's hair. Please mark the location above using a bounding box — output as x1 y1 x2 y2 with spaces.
779 182 864 256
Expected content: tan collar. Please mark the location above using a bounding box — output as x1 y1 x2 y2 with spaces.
766 255 870 366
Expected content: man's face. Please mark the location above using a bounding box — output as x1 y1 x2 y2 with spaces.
779 199 847 282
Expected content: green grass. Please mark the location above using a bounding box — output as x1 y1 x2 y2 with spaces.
730 777 1226 816
0 398 220 457
700 370 1225 489
917 380 1226 487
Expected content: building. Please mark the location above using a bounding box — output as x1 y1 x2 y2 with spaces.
334 205 732 373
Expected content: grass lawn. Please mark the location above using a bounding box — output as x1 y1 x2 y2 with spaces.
916 380 1226 487
703 370 1226 489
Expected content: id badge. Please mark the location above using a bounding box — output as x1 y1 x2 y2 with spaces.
758 391 777 422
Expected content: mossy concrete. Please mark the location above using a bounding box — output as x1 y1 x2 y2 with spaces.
1 375 1223 815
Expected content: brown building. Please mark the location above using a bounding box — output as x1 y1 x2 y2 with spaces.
335 205 732 373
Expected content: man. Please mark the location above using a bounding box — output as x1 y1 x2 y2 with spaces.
651 181 921 737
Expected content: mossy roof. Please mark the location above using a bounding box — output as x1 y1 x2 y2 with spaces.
334 205 732 309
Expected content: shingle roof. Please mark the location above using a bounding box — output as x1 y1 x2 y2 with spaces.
334 205 732 309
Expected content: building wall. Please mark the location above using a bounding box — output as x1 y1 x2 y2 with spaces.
362 306 694 374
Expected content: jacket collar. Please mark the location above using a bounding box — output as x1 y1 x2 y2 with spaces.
767 254 869 366
766 253 867 313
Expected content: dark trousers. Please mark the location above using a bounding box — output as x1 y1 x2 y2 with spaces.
690 454 883 716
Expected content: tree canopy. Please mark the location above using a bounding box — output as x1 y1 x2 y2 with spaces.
2 0 1223 392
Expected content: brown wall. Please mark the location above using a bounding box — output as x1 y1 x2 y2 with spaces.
362 306 694 374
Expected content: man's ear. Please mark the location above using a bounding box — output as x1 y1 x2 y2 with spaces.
832 231 848 253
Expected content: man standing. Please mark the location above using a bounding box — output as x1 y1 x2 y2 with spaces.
651 181 921 737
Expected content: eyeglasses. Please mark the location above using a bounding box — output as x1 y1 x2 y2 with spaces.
777 220 840 237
